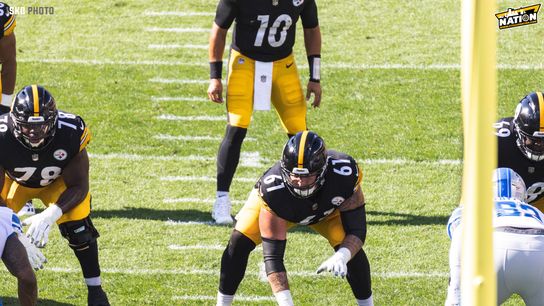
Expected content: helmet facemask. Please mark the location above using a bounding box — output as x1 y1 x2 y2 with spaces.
280 161 327 198
515 128 544 161
12 113 57 149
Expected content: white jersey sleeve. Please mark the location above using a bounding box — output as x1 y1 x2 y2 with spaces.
0 206 16 257
447 207 463 240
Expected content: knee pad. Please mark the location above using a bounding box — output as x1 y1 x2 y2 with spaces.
59 217 99 251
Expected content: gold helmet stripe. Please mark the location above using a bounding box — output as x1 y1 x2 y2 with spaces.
297 131 309 168
31 85 39 116
538 92 544 132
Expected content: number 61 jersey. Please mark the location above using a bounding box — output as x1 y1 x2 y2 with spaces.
257 150 362 225
0 111 91 188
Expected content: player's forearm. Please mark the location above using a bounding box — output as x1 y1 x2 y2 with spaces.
1 57 16 94
267 271 290 293
303 26 321 56
209 24 227 62
56 184 88 213
340 234 363 258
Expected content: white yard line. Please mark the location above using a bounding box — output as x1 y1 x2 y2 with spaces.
153 134 257 142
38 266 447 278
143 11 215 17
145 27 209 33
168 244 224 250
89 153 461 166
156 114 224 121
18 58 544 70
159 176 256 182
173 295 274 302
154 134 222 141
149 78 208 84
151 96 208 102
148 44 208 49
162 197 245 204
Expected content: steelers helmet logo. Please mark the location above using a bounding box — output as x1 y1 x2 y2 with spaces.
293 0 304 6
53 149 68 161
331 196 345 206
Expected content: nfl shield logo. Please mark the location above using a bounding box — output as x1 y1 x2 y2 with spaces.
260 75 267 82
293 0 304 6
272 0 279 5
529 167 535 173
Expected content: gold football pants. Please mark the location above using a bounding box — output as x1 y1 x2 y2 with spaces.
226 49 307 134
1 175 91 223
235 189 346 247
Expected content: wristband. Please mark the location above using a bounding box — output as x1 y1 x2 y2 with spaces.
210 61 223 79
308 55 321 83
1 93 13 107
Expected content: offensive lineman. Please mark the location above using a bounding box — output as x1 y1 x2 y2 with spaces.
0 85 109 306
207 0 323 224
495 91 544 211
446 168 544 305
216 131 373 306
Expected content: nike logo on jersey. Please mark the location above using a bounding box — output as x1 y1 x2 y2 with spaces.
286 62 293 68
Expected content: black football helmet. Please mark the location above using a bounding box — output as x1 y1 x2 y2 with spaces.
513 92 544 161
10 85 58 150
280 131 327 198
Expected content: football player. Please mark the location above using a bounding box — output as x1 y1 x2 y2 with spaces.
0 85 109 306
446 168 544 305
495 92 544 211
0 2 16 114
207 0 322 224
216 131 373 306
1 205 45 306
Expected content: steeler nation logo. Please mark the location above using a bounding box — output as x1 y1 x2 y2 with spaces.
495 4 541 29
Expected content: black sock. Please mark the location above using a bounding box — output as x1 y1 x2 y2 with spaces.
219 230 256 295
73 240 101 278
217 125 247 192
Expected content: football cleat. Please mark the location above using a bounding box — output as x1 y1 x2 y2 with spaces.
87 285 110 306
212 195 234 224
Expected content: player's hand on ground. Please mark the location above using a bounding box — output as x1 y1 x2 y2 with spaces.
316 248 350 277
17 233 47 270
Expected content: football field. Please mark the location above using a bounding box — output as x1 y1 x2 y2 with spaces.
2 0 544 305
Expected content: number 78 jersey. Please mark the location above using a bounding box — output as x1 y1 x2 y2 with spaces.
258 150 362 225
0 111 91 188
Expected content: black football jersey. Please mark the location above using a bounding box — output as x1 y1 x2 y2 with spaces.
214 0 319 62
258 150 361 225
0 2 15 38
0 111 91 188
496 117 544 206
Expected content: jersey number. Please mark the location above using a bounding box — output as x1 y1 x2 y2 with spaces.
496 200 544 223
14 166 62 186
493 121 511 138
254 15 293 48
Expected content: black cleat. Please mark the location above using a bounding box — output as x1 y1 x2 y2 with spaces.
88 285 110 306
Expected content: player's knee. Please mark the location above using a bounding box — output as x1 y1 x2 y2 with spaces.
224 125 247 144
226 230 256 256
58 216 99 251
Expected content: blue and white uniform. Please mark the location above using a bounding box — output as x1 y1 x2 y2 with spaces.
446 168 544 306
0 206 20 257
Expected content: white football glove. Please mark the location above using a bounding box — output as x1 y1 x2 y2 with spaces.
17 233 47 270
22 204 63 248
316 247 351 277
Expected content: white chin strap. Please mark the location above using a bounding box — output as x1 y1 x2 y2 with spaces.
27 138 44 148
293 185 317 198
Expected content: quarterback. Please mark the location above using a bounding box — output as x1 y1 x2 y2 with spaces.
0 85 109 306
207 0 322 224
216 131 373 306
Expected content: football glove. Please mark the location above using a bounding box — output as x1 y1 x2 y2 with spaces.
17 233 47 270
316 247 351 277
23 204 63 248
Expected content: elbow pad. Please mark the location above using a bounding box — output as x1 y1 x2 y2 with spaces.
262 237 287 275
340 205 367 244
